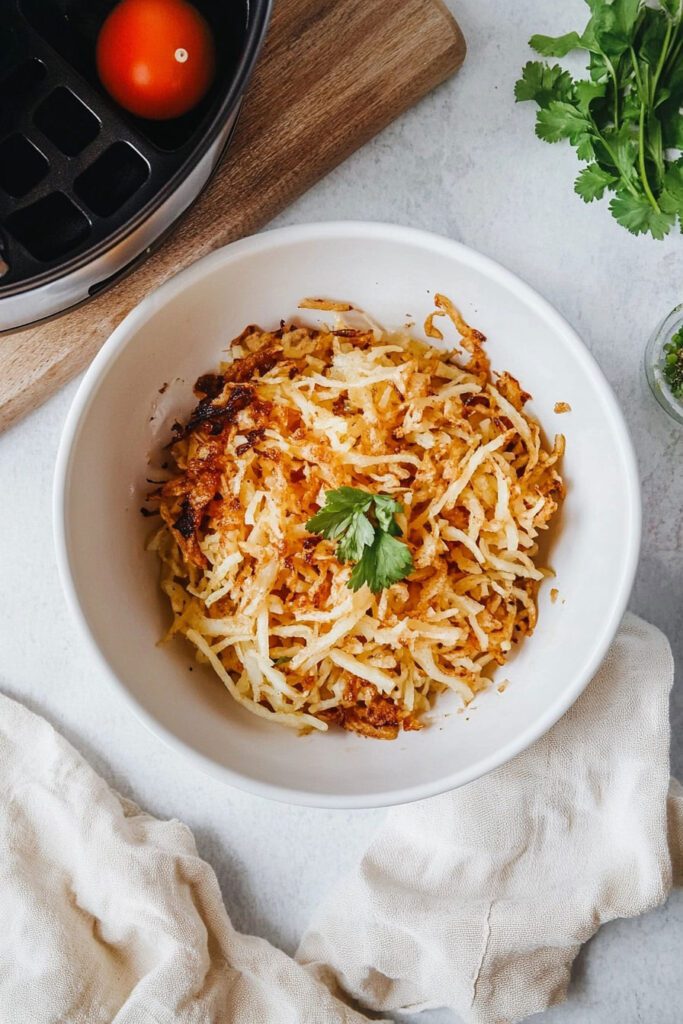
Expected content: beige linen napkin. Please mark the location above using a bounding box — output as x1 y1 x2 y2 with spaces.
0 695 373 1024
298 613 683 1023
0 613 680 1024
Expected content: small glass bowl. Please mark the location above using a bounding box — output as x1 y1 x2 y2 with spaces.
644 304 683 426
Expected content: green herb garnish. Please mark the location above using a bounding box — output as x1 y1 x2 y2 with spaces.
515 0 683 239
306 486 413 594
663 325 683 398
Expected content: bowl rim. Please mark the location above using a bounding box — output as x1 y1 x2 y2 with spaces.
53 220 642 808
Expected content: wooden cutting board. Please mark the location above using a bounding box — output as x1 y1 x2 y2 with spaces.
0 0 465 432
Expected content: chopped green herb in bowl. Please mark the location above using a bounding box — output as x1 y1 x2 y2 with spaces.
663 327 683 399
645 305 683 424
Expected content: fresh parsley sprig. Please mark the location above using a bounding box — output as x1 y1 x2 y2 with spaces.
515 0 683 239
306 487 414 594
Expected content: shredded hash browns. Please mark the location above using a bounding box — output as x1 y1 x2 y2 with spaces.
148 295 565 739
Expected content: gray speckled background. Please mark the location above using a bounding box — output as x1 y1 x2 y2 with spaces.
0 0 681 1020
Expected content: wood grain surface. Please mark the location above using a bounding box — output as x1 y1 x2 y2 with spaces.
0 0 465 432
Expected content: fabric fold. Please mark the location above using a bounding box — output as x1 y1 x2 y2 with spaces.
297 614 679 1024
0 613 679 1024
0 693 378 1024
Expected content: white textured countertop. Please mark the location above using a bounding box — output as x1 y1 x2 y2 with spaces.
1 0 681 1020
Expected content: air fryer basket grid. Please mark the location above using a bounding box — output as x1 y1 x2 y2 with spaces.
0 0 248 288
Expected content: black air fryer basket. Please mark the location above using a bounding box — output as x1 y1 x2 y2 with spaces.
0 0 272 330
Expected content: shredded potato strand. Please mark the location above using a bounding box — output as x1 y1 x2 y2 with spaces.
150 297 564 739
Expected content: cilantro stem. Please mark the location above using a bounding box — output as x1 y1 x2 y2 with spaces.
652 20 673 101
638 101 660 212
589 116 640 199
664 32 683 78
603 54 619 128
629 46 643 97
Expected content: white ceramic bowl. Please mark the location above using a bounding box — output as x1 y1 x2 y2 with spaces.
55 222 640 808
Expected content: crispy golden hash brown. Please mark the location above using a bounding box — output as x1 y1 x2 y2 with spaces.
147 295 565 739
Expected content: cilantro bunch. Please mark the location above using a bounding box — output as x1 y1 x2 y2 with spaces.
306 487 414 594
515 0 683 239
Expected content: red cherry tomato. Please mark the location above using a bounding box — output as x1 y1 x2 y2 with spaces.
96 0 216 120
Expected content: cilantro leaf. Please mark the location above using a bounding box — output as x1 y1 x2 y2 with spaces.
529 32 583 57
305 487 371 539
612 0 641 34
306 487 413 594
661 100 683 149
517 0 683 240
574 79 607 113
535 102 592 144
606 125 640 182
661 0 683 17
639 8 669 69
609 191 675 238
575 163 618 202
371 493 403 532
304 508 354 539
348 531 414 595
310 486 372 516
646 115 665 185
575 134 597 161
660 160 683 218
336 511 375 562
514 62 574 107
665 54 683 105
580 0 641 60
587 50 609 84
